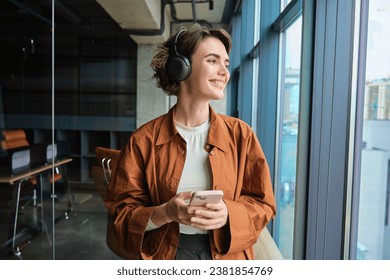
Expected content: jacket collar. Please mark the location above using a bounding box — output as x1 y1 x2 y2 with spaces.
156 105 230 153
155 105 178 146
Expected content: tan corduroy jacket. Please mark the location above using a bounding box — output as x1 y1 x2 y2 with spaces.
105 105 276 260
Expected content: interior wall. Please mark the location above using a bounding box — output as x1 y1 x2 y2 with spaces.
136 44 170 128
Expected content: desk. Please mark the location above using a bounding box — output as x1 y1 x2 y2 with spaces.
0 158 72 257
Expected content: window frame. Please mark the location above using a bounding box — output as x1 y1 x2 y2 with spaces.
228 0 362 260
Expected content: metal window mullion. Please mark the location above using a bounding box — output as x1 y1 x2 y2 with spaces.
256 0 281 182
238 0 255 125
307 0 356 260
293 0 315 260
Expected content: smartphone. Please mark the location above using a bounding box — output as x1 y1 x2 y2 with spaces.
189 190 224 206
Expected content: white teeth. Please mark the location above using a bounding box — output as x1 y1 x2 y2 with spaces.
211 80 223 86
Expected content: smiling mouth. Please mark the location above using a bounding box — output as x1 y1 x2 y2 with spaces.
210 80 224 87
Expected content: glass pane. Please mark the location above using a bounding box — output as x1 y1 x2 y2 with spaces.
357 0 390 260
0 1 55 258
0 1 137 259
281 0 293 11
274 16 302 259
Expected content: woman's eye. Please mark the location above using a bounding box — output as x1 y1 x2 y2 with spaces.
208 59 217 64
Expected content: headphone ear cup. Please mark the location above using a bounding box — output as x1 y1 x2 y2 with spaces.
167 54 191 82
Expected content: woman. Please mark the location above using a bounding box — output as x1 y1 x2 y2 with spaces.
105 24 276 260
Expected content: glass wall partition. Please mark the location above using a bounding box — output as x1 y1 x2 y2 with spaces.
0 0 137 260
0 0 56 259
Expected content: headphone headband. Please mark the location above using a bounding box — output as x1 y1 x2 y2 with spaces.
173 29 185 56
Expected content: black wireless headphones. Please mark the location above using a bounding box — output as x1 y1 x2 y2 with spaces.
166 29 192 82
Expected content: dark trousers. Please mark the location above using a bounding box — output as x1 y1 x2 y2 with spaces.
175 233 212 260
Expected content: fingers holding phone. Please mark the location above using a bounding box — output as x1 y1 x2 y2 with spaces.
188 190 228 230
188 190 223 206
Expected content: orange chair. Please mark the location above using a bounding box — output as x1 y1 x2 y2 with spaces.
1 130 40 209
1 130 29 151
91 146 138 259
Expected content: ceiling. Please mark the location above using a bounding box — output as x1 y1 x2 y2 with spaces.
0 0 237 44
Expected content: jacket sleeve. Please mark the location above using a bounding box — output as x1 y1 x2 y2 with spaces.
104 134 169 259
213 129 276 255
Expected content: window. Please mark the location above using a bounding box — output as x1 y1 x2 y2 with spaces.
251 0 261 132
355 0 390 260
274 15 302 259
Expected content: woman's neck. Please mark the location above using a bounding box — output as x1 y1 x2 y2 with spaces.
174 100 210 127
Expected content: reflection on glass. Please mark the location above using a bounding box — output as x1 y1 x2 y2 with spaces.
274 17 302 259
0 3 55 258
358 0 390 260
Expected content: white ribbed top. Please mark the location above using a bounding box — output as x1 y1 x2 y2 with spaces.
175 119 211 234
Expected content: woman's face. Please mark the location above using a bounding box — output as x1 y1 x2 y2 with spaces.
182 37 230 101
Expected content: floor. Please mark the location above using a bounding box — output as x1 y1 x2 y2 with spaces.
1 189 122 260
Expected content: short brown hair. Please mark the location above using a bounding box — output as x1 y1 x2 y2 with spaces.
150 24 232 96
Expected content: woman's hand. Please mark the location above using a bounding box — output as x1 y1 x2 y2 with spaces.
150 191 193 226
188 201 228 230
150 192 229 230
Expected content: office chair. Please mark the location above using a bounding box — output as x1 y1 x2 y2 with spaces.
0 129 29 151
1 130 39 209
91 146 138 259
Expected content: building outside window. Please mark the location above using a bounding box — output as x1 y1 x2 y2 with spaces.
356 0 390 260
